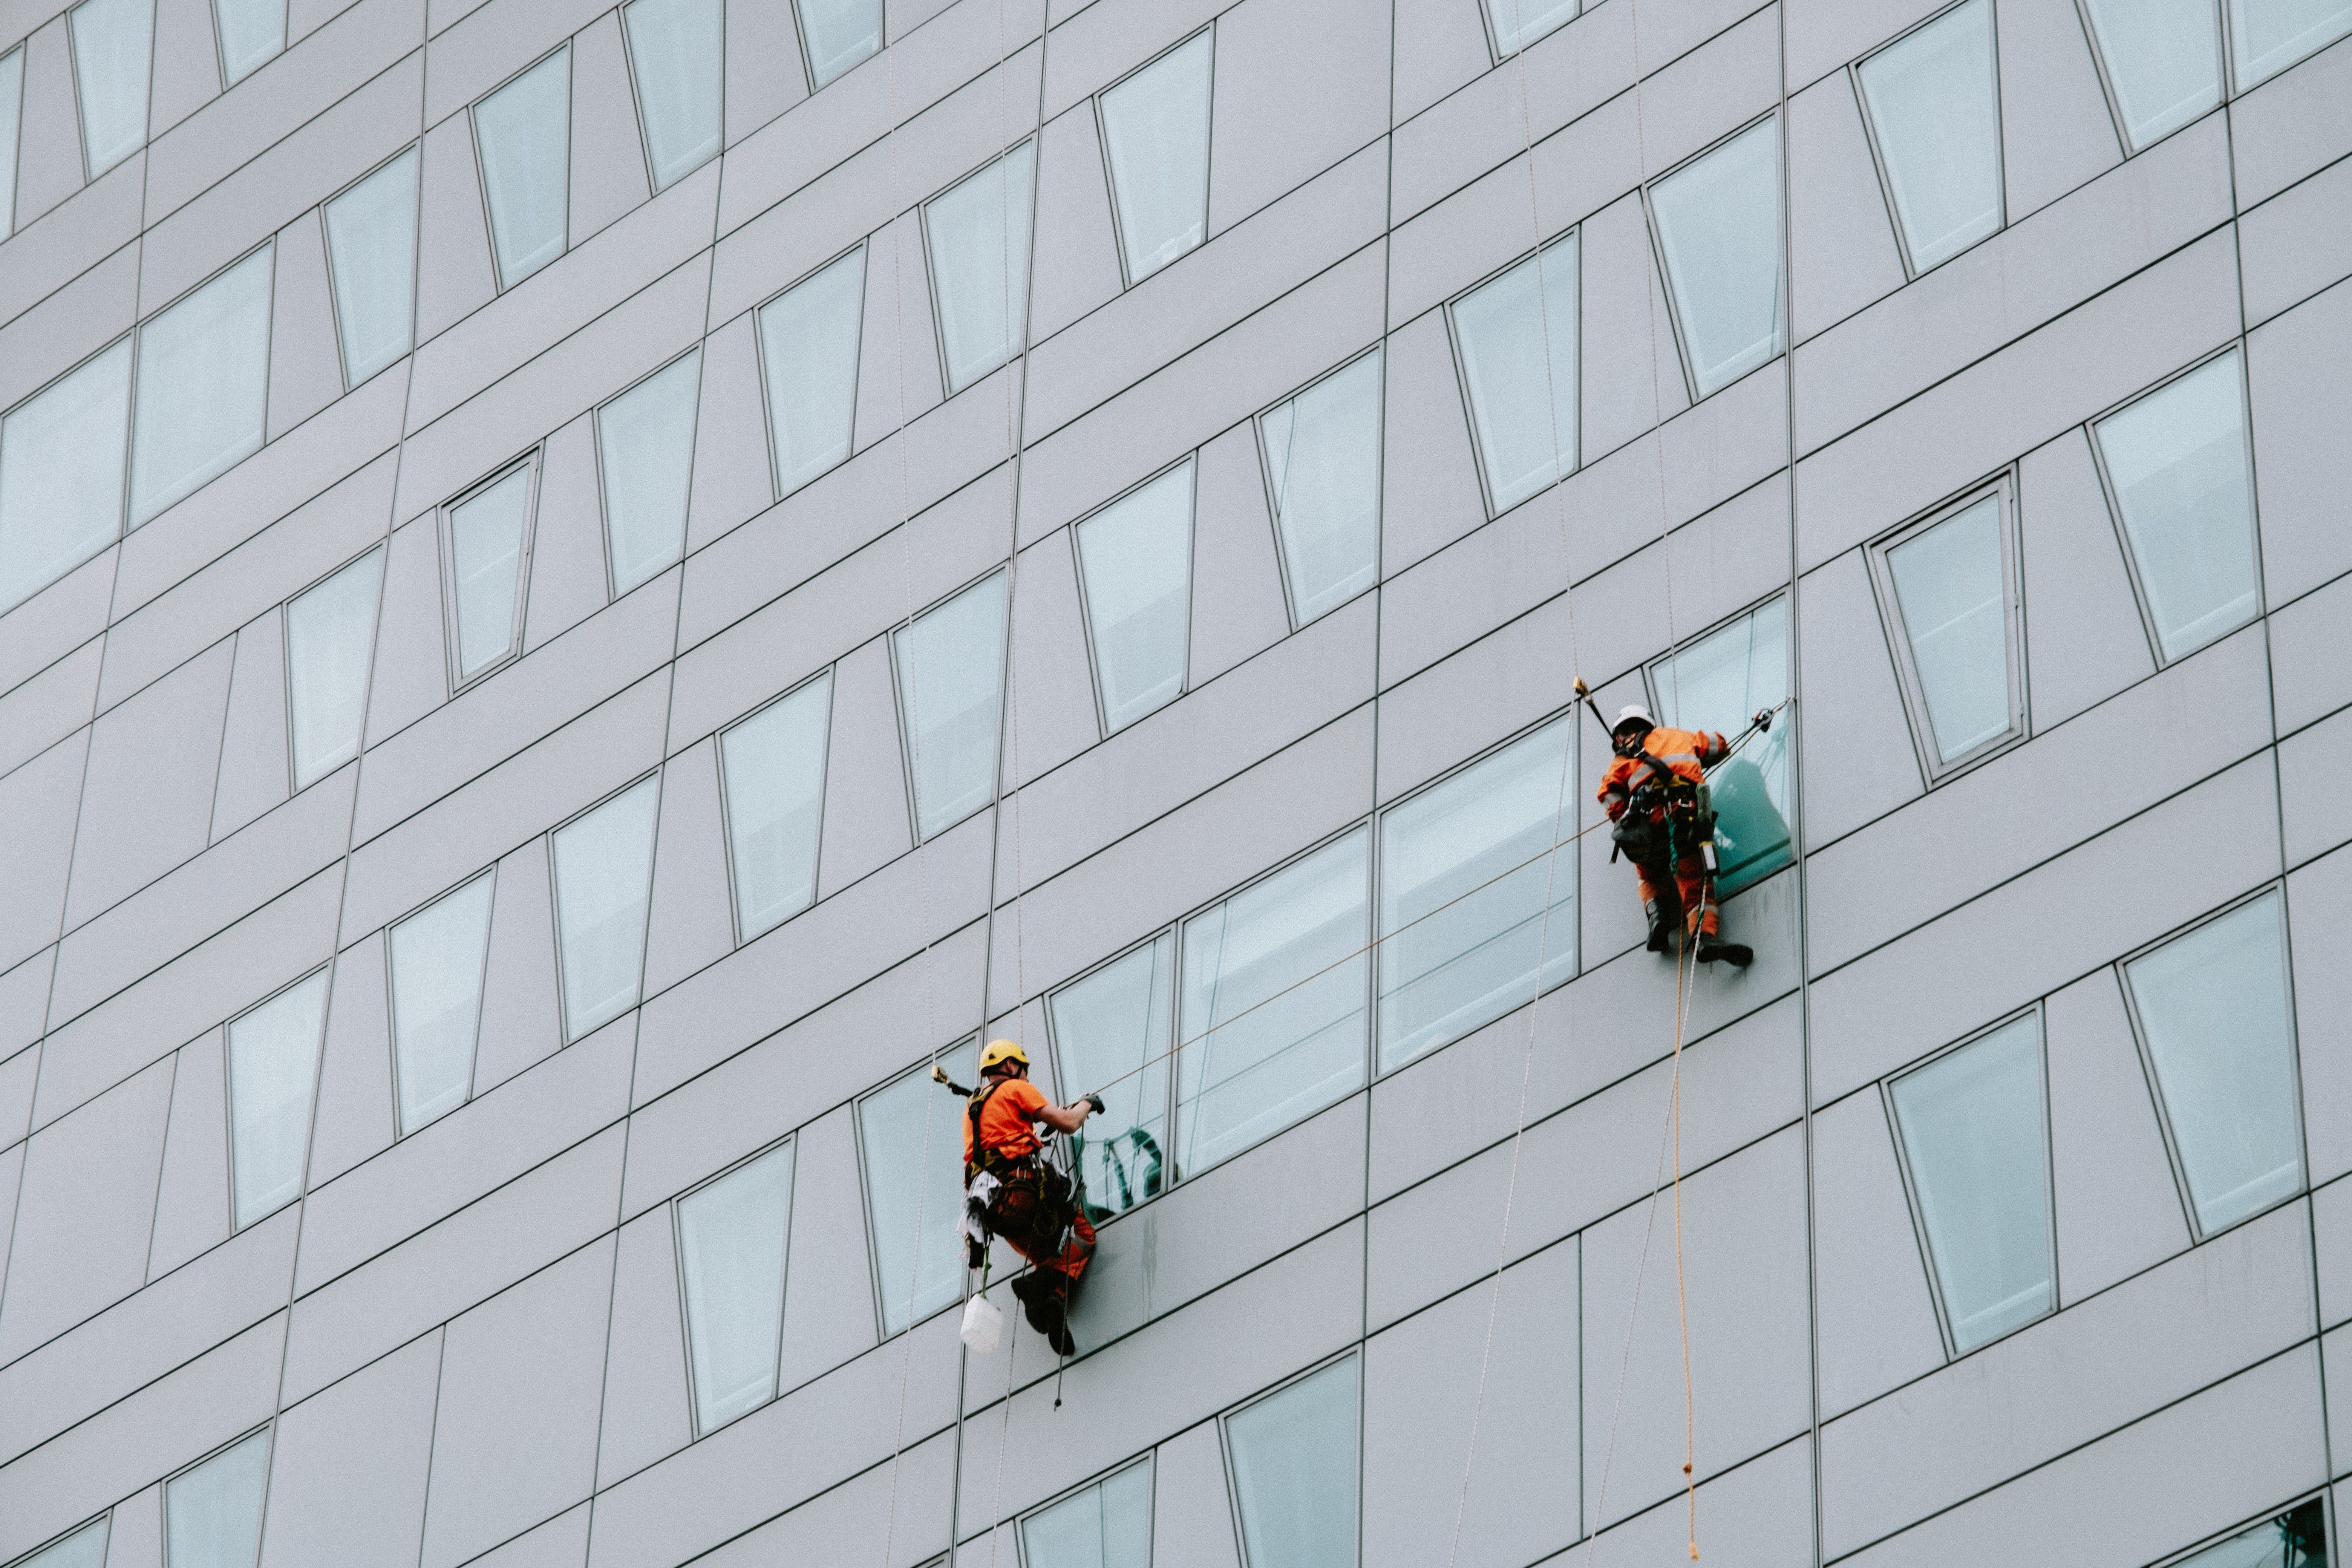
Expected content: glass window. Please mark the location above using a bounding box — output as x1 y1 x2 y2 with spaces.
1098 32 1212 283
926 143 1035 394
2080 0 2222 148
623 0 721 188
2170 1499 2328 1568
2093 352 2260 663
720 673 831 942
1024 1459 1153 1568
165 1431 269 1568
17 1519 107 1568
676 1140 794 1433
1051 936 1174 1220
1450 235 1578 515
285 545 383 789
2125 892 2303 1235
597 350 699 594
1259 351 1381 626
758 247 864 498
323 148 420 387
1484 0 1577 54
227 972 327 1229
551 776 660 1040
0 340 132 612
388 871 495 1135
1225 1357 1359 1568
474 49 570 288
2228 0 2352 86
1888 1015 2054 1354
1647 598 1792 894
213 0 284 84
69 0 151 176
2 47 24 235
859 1039 977 1334
1856 0 2004 273
893 571 1006 839
130 245 274 527
1650 117 1782 398
1075 461 1193 731
445 463 534 683
795 0 880 87
1879 492 2020 769
1377 719 1576 1074
1177 831 1368 1175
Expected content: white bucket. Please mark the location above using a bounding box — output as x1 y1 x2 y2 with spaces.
960 1291 1004 1355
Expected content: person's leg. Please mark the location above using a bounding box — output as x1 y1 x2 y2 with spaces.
1675 855 1719 939
1636 862 1680 952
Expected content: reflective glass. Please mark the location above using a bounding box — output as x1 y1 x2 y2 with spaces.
1651 117 1782 397
677 1141 793 1432
475 49 570 287
598 351 699 593
2172 1499 2328 1568
623 0 721 188
1377 719 1576 1073
388 872 494 1135
758 247 864 496
0 340 131 611
2229 0 2352 85
285 545 383 789
2095 352 2260 662
926 143 1034 393
2080 0 2222 147
552 776 660 1040
795 0 880 87
1052 936 1173 1220
1024 1460 1153 1568
859 1039 976 1334
1076 461 1192 730
448 466 532 681
1227 1358 1359 1568
1649 599 1792 894
1890 1016 2053 1352
1260 352 1381 624
1098 32 1211 282
131 245 273 525
1885 495 2014 764
894 571 1006 838
2126 893 2303 1234
1857 0 2003 271
2 47 24 233
1177 831 1368 1174
323 149 420 386
213 0 284 84
20 1520 107 1568
721 673 831 941
1484 0 1577 53
1452 235 1578 513
165 1431 269 1568
69 0 151 175
228 972 327 1228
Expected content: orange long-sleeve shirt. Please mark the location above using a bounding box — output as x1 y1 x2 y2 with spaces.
1597 726 1730 819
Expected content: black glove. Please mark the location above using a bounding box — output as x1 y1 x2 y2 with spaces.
1084 1092 1106 1115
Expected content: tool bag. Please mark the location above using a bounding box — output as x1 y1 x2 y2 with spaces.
1610 753 1715 867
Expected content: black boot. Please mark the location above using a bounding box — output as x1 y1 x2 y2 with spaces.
1026 1288 1075 1356
1695 937 1752 968
1644 900 1674 954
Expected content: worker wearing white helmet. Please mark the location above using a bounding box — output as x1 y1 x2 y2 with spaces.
1597 705 1753 968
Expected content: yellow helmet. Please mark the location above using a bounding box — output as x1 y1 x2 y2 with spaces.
978 1038 1029 1072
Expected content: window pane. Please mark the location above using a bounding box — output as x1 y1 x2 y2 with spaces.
1651 117 1782 397
2173 1499 2328 1568
1452 235 1578 514
894 571 1006 838
1260 352 1381 624
2080 0 2222 147
2229 0 2352 85
165 1431 269 1568
1178 831 1368 1175
1051 936 1174 1220
926 143 1034 393
1890 1017 2053 1352
1649 599 1792 894
131 245 273 525
796 0 880 86
1377 719 1576 1073
475 50 570 287
449 466 532 681
859 1040 977 1334
323 149 420 386
1886 495 2014 764
1227 1358 1359 1568
389 872 494 1135
213 0 283 84
1484 0 1577 53
228 972 327 1228
1076 462 1192 730
2095 352 2260 662
1099 33 1211 282
69 0 151 176
2 47 24 234
721 673 830 941
1024 1459 1154 1568
599 351 699 593
552 776 660 1040
21 1520 107 1568
2126 893 2303 1233
1857 0 2003 271
759 247 865 496
0 340 131 611
286 545 383 788
677 1141 793 1432
623 0 721 188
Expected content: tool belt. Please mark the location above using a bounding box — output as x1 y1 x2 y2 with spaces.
1610 758 1714 867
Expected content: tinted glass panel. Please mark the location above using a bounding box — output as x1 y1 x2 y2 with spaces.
1885 495 2014 764
0 340 131 611
758 247 864 495
475 50 570 286
1651 117 1782 397
131 246 273 525
449 466 532 681
1452 235 1578 513
1076 461 1192 730
323 149 420 386
228 972 327 1228
2095 352 2260 661
1649 599 1792 894
678 1141 793 1432
1261 352 1380 624
927 143 1034 392
796 0 880 87
721 674 831 941
2080 0 2222 147
860 1040 977 1334
599 351 699 593
1099 33 1211 281
389 873 494 1134
165 1431 269 1568
1485 0 1577 53
553 777 660 1040
2 47 25 233
1052 935 1174 1220
285 545 383 789
69 0 151 175
2173 1499 2328 1568
213 0 283 84
1024 1460 1153 1568
2229 0 2352 85
1857 0 2003 271
894 571 1006 839
1227 1358 1359 1568
20 1521 107 1568
623 0 721 187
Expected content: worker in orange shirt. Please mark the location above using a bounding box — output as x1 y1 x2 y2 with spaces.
962 1039 1102 1356
1597 705 1754 968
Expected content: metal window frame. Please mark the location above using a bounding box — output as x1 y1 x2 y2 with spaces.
220 965 332 1233
161 1423 276 1552
1249 343 1387 633
1016 1451 1158 1568
279 538 390 795
317 142 423 392
669 1132 798 1437
1640 109 1784 407
0 331 138 614
210 0 288 90
2152 1490 2334 1568
1442 227 1582 522
65 0 153 182
1091 23 1217 291
714 665 837 947
750 239 870 505
1848 0 2009 282
1 44 28 236
2072 0 2228 154
1043 928 1179 1223
129 236 279 531
919 138 1041 398
544 767 665 1043
1216 1349 1364 1568
1475 0 1580 66
590 343 706 602
380 864 500 1140
617 0 726 193
2 1513 109 1568
851 1034 979 1340
789 0 884 96
1067 451 1199 737
436 449 545 693
887 565 1010 844
469 42 574 292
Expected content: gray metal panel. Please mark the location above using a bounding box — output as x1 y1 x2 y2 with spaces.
1027 101 1121 346
682 314 770 557
146 1028 233 1279
2242 160 2352 328
569 14 652 242
267 213 347 442
258 1326 441 1568
0 639 101 781
1993 0 2123 222
103 1484 162 1568
1561 1433 1813 1568
0 732 89 977
643 739 734 998
1784 0 1950 90
1810 1089 1944 1420
1001 527 1100 793
363 516 451 750
1379 310 1487 578
414 112 499 348
471 841 565 1096
1150 1420 1243 1568
2017 425 2156 730
210 612 293 843
1185 422 1291 686
594 1209 692 1489
8 22 81 231
721 0 804 149
2227 32 2352 209
306 933 395 1191
2044 969 2192 1304
2314 1176 2352 1329
2280 704 2352 869
149 0 221 138
0 245 137 415
776 1106 878 1394
2248 277 2352 608
1787 72 1905 344
2289 844 2352 1186
1576 191 1692 462
1202 0 1387 237
848 211 946 453
522 415 616 654
64 640 235 929
1793 548 1921 850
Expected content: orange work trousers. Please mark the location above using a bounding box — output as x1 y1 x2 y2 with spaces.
983 1164 1098 1297
1637 852 1720 939
1008 1210 1096 1297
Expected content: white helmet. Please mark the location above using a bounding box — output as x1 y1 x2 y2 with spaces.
1612 704 1656 733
